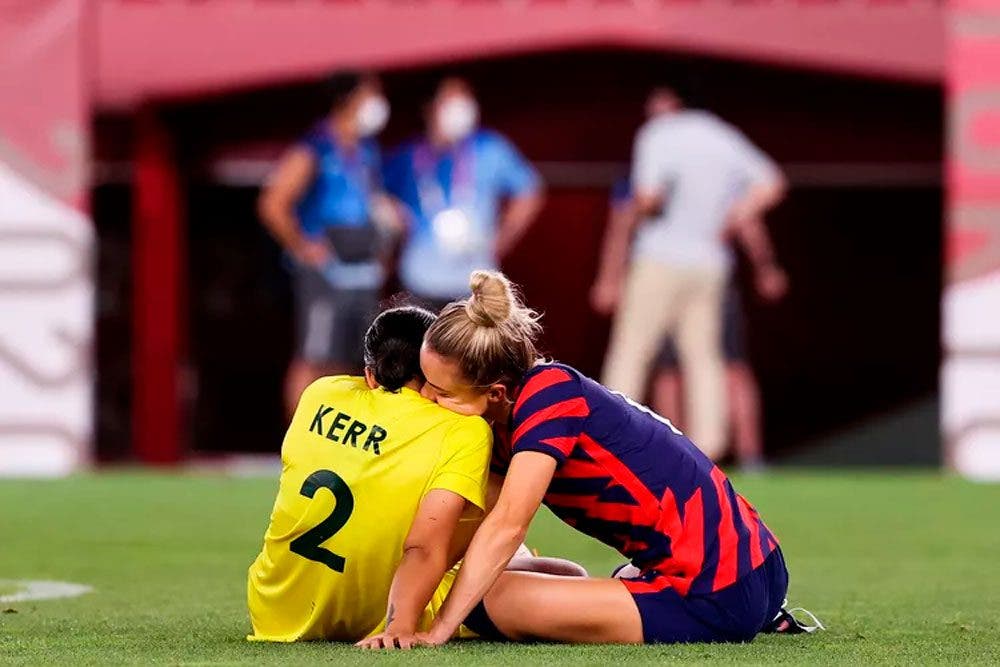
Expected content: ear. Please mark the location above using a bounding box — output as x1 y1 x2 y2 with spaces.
364 367 379 390
486 383 509 406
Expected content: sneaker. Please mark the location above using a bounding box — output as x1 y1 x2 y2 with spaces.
610 562 641 579
763 602 825 634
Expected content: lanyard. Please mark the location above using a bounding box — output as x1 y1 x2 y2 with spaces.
412 138 476 218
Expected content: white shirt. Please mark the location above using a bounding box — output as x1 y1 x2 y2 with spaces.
631 110 780 271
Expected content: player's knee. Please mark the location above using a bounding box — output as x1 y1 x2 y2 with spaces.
481 575 534 641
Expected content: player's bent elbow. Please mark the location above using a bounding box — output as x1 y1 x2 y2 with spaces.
401 541 434 560
762 174 788 204
512 523 529 545
489 518 529 554
401 540 450 570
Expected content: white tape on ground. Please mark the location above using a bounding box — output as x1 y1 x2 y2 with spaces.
0 580 92 603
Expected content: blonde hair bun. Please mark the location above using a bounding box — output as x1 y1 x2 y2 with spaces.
425 270 542 389
466 270 513 327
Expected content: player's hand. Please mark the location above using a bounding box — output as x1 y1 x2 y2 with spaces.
755 265 788 302
590 277 622 315
294 239 332 268
356 630 423 650
417 626 451 647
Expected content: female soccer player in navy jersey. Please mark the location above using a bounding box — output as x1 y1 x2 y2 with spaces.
409 270 802 646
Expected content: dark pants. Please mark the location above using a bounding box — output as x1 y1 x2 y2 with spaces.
293 266 379 368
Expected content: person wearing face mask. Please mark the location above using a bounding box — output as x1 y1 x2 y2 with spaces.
384 77 544 310
260 71 398 415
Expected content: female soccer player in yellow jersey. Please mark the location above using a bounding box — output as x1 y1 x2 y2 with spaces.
247 306 494 644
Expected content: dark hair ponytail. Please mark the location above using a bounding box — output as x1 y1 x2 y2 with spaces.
363 306 436 392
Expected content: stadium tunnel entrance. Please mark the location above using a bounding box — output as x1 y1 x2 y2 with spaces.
92 49 943 465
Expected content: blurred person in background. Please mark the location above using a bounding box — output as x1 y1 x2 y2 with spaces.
259 72 397 416
384 77 544 311
650 263 787 471
599 177 789 470
592 86 786 461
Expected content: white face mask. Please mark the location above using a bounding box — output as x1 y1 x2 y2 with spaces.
436 97 478 142
356 95 389 137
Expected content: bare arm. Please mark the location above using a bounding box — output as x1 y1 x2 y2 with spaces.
356 489 470 649
258 146 329 266
495 190 545 259
729 215 775 270
424 452 556 645
728 175 786 228
449 470 587 579
724 150 788 301
729 215 789 302
442 471 504 565
632 190 665 220
591 198 642 315
484 471 503 513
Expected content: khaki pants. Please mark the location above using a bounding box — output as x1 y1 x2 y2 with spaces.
602 259 728 460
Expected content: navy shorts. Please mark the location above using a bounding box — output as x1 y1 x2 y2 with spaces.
463 601 509 642
623 548 789 643
464 548 789 645
657 283 746 368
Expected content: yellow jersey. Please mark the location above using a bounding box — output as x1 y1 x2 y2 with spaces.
247 376 492 642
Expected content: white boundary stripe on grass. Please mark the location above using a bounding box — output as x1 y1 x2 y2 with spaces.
0 580 92 603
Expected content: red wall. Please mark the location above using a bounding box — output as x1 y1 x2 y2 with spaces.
94 0 942 109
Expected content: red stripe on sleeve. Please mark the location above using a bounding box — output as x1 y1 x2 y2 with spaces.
736 494 765 569
512 397 589 446
539 436 579 456
710 466 739 591
513 367 573 414
557 456 609 478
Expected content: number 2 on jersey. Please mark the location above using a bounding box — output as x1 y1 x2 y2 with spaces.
290 470 355 572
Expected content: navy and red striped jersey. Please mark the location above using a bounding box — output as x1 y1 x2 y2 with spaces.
491 363 779 596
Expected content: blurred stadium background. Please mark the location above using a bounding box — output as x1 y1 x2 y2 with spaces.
0 0 996 480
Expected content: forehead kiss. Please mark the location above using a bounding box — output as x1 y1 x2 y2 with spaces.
414 270 542 418
419 343 463 395
418 343 492 417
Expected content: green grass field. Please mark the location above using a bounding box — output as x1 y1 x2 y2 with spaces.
1 470 998 665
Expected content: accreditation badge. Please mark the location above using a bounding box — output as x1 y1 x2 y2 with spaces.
431 208 476 256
